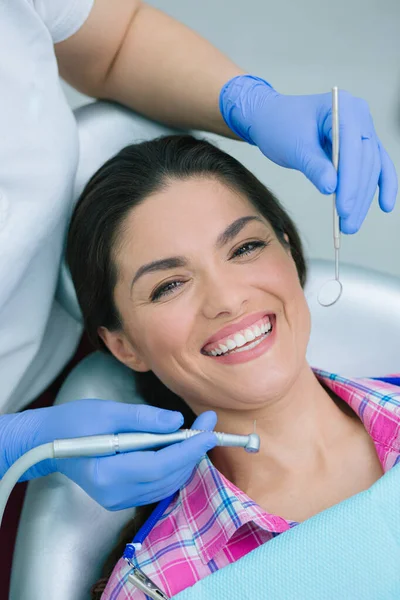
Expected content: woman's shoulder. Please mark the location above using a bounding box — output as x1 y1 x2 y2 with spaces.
316 369 400 466
316 368 400 428
315 369 400 412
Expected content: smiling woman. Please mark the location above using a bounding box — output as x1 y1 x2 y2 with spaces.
66 136 396 600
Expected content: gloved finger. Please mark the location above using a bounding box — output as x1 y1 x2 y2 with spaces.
55 452 182 510
335 120 363 219
131 464 197 507
192 410 218 431
377 140 398 213
105 402 184 434
340 137 381 234
142 431 217 481
99 453 208 509
297 142 337 196
58 450 195 508
104 463 196 509
93 430 216 486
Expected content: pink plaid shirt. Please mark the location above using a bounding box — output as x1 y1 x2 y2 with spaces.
102 371 400 600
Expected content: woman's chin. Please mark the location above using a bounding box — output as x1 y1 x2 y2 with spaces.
213 372 296 411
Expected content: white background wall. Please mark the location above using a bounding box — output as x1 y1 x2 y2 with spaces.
63 0 400 277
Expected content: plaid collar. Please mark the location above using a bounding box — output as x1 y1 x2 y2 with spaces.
315 370 400 453
179 372 400 564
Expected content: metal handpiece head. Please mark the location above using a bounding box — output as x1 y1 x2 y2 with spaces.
244 433 260 453
212 430 261 453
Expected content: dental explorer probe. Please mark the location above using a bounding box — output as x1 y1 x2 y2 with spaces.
0 429 260 527
318 86 343 307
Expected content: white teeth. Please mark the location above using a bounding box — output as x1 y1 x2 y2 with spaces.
204 317 274 357
226 339 236 350
244 328 256 342
233 333 247 348
232 336 264 353
253 325 262 337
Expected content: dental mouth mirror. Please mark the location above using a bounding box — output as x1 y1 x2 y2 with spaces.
318 86 343 308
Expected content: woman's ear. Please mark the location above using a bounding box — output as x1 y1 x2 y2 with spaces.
283 233 292 256
98 326 150 372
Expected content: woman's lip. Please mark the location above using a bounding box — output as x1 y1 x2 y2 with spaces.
201 310 274 350
205 316 276 365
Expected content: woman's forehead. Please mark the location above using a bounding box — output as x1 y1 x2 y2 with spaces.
127 177 260 237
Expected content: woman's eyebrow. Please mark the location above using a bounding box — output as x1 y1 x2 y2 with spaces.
216 215 264 248
130 256 187 291
130 215 263 292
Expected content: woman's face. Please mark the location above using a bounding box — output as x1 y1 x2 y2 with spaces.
104 177 311 414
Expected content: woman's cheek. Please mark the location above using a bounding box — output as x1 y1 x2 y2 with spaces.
146 305 190 355
254 257 294 297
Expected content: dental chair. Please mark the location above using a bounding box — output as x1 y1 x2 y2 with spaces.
10 101 400 600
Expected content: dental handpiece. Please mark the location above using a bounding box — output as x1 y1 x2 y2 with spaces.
53 429 261 458
0 429 260 528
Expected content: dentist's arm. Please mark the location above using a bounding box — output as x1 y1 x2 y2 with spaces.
56 0 397 228
55 0 242 136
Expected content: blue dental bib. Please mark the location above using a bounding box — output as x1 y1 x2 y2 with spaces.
175 463 400 599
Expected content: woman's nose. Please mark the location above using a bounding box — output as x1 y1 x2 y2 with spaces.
200 272 248 320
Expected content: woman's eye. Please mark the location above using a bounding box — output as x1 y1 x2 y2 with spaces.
231 240 266 259
151 280 183 301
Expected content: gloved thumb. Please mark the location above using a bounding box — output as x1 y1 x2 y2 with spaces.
299 144 337 195
192 411 217 432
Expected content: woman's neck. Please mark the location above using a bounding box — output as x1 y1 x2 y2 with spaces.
205 365 362 500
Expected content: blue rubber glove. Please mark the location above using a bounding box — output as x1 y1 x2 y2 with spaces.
220 75 398 233
0 401 217 509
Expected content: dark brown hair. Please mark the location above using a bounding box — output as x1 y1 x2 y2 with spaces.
66 135 307 596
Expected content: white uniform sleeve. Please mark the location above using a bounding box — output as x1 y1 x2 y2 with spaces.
33 0 95 43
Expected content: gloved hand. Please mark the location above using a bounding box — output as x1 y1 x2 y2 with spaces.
220 75 398 233
0 401 217 509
